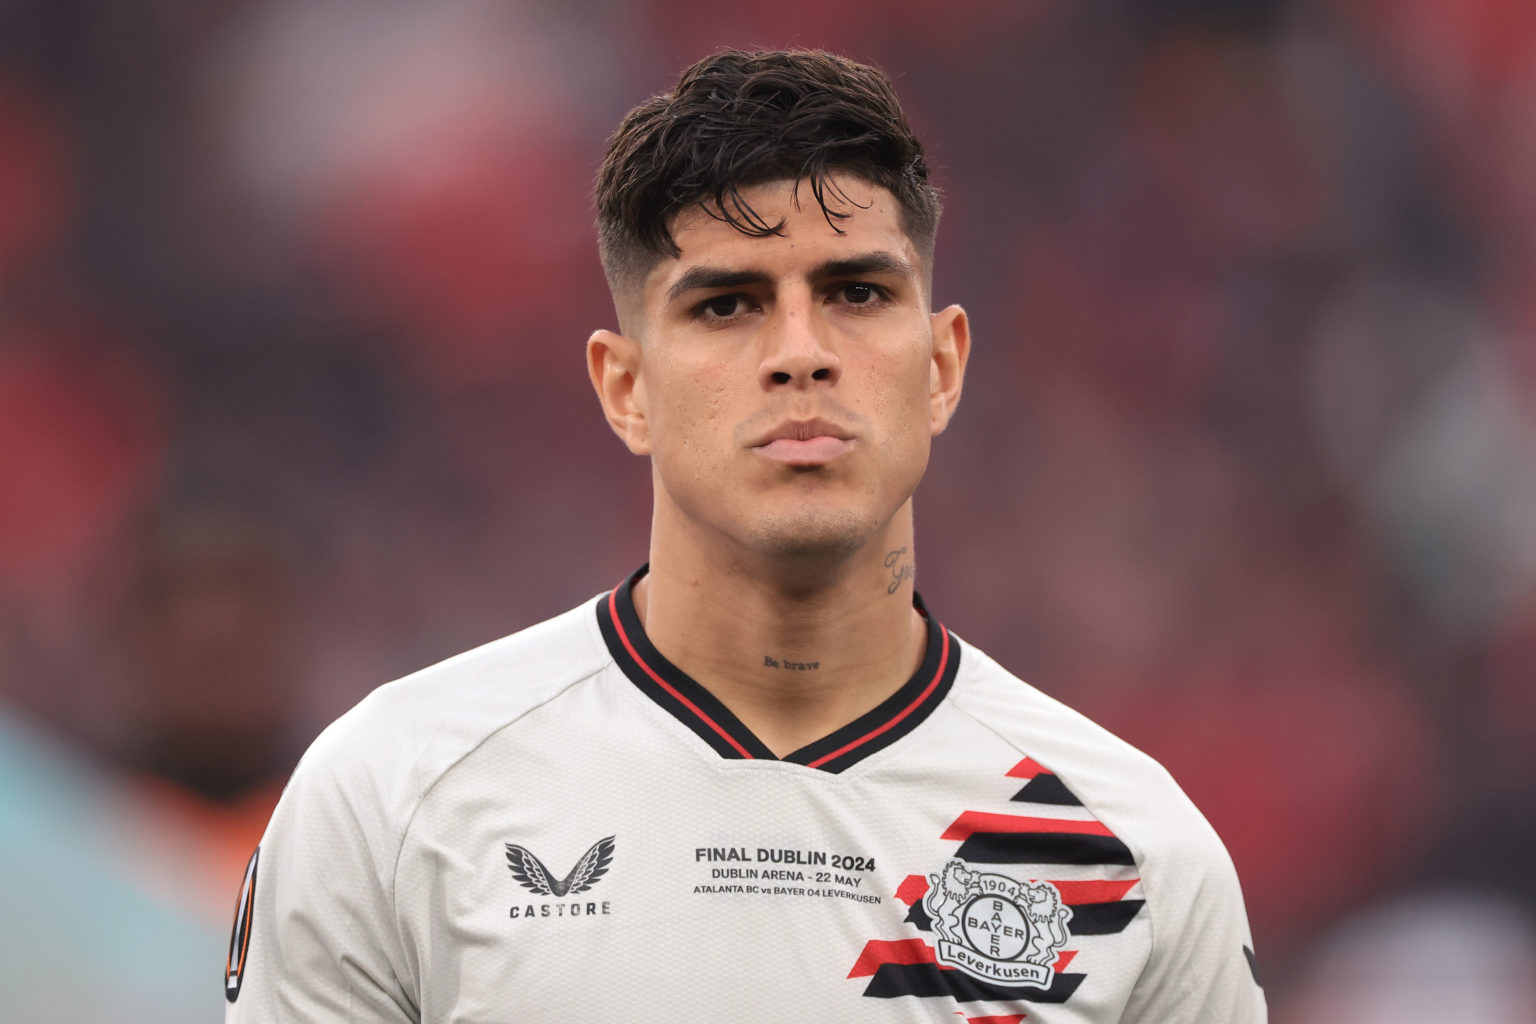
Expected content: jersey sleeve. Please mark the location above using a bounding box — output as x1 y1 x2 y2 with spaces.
225 718 419 1023
1119 806 1267 1023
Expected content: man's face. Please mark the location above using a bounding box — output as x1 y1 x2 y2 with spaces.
591 176 967 566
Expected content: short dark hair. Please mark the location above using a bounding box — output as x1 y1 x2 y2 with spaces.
596 49 942 295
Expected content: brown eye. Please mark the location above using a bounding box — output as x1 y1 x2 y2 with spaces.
702 295 741 318
843 283 875 303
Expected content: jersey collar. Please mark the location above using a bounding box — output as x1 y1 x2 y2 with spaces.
595 564 960 774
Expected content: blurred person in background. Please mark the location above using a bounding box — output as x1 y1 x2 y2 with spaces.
1276 891 1536 1024
102 489 302 908
0 484 302 1022
224 49 1263 1024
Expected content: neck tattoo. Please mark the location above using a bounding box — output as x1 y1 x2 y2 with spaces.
763 655 820 671
884 547 916 595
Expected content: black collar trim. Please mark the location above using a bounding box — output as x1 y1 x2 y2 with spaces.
595 565 960 774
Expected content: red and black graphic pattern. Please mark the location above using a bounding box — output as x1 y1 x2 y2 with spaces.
598 565 959 773
849 757 1144 1005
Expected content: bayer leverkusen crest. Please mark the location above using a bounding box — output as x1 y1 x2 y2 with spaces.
923 859 1072 987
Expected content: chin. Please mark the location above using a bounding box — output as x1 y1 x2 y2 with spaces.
743 506 875 565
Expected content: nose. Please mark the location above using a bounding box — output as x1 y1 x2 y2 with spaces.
758 296 841 389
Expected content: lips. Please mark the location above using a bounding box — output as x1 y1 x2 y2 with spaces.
750 418 856 466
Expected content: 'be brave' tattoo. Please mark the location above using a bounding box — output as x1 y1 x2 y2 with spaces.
763 655 819 670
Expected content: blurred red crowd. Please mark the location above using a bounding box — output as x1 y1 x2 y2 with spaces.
3 0 1535 1017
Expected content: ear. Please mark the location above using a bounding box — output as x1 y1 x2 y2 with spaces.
587 329 650 455
928 304 970 435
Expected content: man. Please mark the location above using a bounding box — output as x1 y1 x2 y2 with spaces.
226 50 1266 1022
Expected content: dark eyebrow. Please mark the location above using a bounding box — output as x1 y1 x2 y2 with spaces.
665 268 772 303
664 250 915 304
809 251 915 282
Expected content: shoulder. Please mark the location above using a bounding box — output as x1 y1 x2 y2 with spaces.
274 595 614 842
946 635 1229 870
947 635 1260 1006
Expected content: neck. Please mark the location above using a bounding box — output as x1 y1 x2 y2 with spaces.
634 501 926 757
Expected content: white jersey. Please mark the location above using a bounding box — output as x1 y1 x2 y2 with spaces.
225 569 1266 1022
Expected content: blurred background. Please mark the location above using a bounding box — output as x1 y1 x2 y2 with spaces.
3 0 1535 1020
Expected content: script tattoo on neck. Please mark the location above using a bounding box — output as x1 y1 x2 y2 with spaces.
763 655 819 671
884 547 916 595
